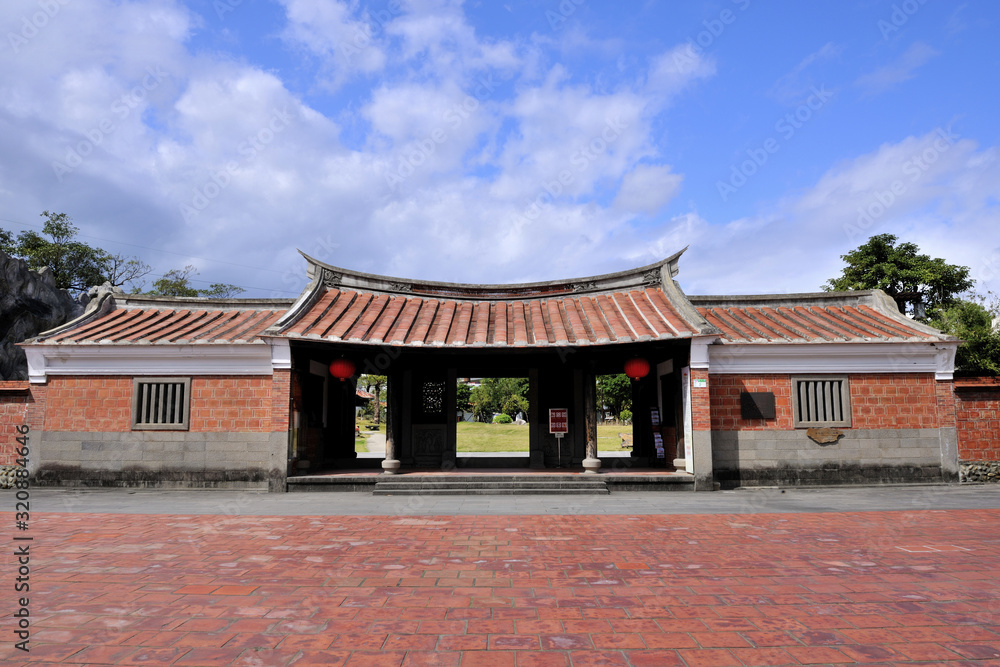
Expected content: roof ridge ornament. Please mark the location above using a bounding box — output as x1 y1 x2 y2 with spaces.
321 268 343 287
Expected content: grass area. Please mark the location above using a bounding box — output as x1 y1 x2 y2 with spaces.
457 421 528 452
355 420 384 453
598 423 633 452
452 421 635 452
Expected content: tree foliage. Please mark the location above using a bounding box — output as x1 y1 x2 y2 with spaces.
455 383 472 412
927 296 1000 376
146 265 245 298
2 211 150 292
597 374 632 419
823 234 973 317
826 234 998 375
469 378 529 422
358 374 387 424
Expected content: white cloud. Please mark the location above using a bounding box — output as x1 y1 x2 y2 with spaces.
769 41 843 105
646 44 716 101
279 0 387 89
669 128 1000 297
613 164 683 214
855 41 940 94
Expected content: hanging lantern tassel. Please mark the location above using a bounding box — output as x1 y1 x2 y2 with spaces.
624 357 650 381
329 358 356 382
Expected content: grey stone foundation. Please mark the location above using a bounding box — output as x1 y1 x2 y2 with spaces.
713 428 954 488
33 430 288 491
960 460 1000 483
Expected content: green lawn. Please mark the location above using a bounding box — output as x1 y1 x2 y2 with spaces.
598 423 633 451
355 420 385 452
457 422 528 452
452 421 633 452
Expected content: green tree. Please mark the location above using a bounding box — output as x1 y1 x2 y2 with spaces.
597 373 632 419
927 296 1000 376
0 228 14 255
358 374 387 424
823 234 973 318
147 265 245 298
825 234 998 374
455 382 473 412
3 211 150 292
470 378 529 422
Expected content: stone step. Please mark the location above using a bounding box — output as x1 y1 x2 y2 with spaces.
372 487 610 496
373 478 609 495
375 481 607 490
286 472 695 493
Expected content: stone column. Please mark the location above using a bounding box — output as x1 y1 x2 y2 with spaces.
582 371 601 473
382 372 400 474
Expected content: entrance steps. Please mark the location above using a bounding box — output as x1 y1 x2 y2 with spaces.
372 474 608 496
286 471 695 493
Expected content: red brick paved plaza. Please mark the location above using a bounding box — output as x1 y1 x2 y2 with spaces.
5 509 1000 666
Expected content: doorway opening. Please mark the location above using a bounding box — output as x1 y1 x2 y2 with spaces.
596 373 634 456
456 377 530 454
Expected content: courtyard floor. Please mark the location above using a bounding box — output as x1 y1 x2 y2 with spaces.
3 486 1000 665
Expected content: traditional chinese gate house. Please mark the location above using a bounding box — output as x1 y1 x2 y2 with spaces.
14 249 960 491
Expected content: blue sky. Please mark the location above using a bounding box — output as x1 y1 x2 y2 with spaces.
1 0 998 299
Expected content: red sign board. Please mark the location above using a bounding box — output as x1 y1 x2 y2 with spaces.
549 408 569 434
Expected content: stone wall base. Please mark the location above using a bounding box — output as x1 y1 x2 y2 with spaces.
33 464 284 491
960 460 1000 483
715 463 947 488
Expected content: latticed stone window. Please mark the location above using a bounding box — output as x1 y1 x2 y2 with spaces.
791 376 851 428
132 377 191 430
420 380 446 418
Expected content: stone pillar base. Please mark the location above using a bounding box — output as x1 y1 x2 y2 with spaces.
381 459 401 474
582 457 602 474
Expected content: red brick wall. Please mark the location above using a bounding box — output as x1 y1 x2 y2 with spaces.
954 377 1000 461
691 368 711 431
0 382 31 465
43 377 131 432
850 374 940 429
188 376 272 431
709 373 941 431
709 375 793 431
271 369 291 433
43 375 278 432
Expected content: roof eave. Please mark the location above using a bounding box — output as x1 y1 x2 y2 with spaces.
299 248 689 299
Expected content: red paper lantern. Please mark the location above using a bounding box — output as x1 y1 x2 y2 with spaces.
624 357 650 381
329 358 356 382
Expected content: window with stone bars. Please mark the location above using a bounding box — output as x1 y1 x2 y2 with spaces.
420 380 446 418
791 376 852 428
132 377 191 430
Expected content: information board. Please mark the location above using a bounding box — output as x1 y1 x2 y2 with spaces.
548 408 568 434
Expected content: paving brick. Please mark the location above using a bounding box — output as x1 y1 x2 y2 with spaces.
11 508 1000 666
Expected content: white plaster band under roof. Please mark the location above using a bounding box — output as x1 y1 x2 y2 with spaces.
707 341 959 380
23 344 286 384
